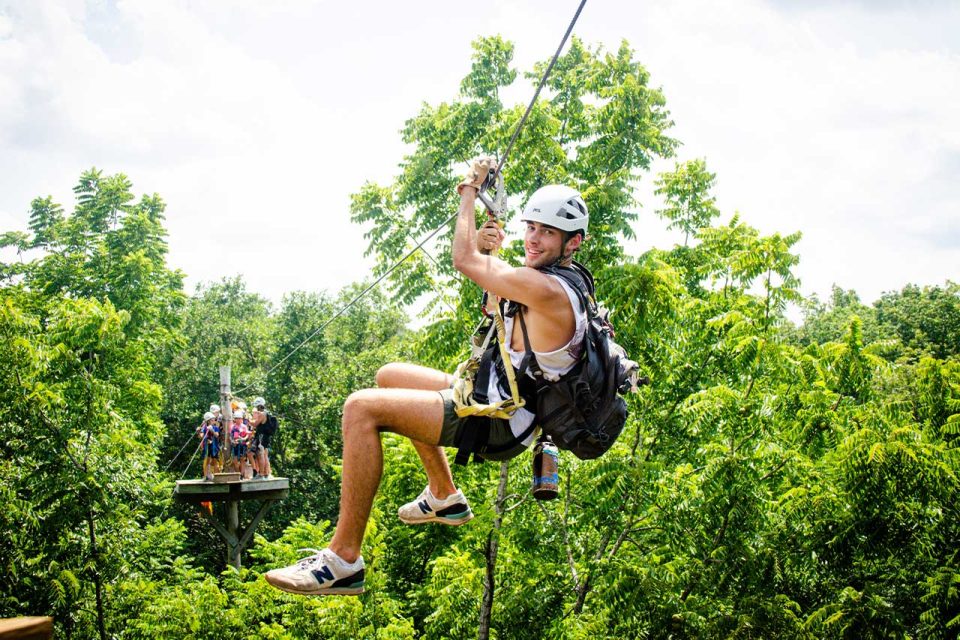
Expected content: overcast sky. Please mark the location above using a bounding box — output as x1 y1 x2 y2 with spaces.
1 0 957 314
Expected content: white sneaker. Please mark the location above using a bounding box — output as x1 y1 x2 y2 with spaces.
398 487 474 526
264 548 364 596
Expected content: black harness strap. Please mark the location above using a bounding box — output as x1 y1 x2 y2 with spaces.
452 264 599 465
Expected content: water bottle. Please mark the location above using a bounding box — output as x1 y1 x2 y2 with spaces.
532 436 559 500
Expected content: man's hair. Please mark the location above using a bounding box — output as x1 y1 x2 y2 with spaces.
565 229 586 251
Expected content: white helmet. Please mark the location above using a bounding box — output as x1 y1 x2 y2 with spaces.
521 185 588 234
233 410 244 419
210 404 220 413
253 397 266 408
203 412 214 421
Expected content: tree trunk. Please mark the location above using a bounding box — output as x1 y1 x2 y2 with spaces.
478 461 510 640
85 509 107 640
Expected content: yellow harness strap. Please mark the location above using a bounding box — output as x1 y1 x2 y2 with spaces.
452 296 525 420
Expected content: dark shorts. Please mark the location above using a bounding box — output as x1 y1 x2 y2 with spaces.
257 432 272 449
437 388 529 461
232 444 247 458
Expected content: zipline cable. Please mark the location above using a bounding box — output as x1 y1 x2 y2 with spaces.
233 215 457 395
232 0 588 397
489 0 587 187
179 440 203 481
164 430 198 472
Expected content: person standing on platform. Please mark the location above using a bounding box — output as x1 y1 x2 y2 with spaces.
198 412 221 481
230 411 250 474
250 396 276 480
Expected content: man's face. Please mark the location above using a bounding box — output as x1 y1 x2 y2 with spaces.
523 221 567 269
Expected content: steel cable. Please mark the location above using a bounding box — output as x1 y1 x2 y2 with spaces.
232 0 588 397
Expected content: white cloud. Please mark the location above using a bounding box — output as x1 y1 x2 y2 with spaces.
0 0 957 310
606 0 960 302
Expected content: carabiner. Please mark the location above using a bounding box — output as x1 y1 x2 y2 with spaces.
477 168 506 220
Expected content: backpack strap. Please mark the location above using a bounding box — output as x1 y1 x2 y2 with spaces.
515 308 547 392
454 416 490 465
451 263 597 464
542 264 596 318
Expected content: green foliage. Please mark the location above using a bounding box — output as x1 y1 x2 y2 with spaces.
0 291 175 637
654 158 720 246
790 281 960 361
350 35 676 317
875 281 960 360
2 37 959 640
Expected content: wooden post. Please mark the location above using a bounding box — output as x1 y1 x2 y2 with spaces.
219 366 233 469
219 366 242 569
226 499 240 569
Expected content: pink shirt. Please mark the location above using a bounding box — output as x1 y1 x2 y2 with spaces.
231 423 249 443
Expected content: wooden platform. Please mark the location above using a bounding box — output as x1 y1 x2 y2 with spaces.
173 477 289 503
0 617 52 640
174 477 290 568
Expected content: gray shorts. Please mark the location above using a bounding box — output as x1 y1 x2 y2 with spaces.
438 388 529 461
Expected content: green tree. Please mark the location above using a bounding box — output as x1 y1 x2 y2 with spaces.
788 285 883 348
874 282 960 360
654 158 720 246
2 168 185 361
350 35 677 316
0 294 175 639
0 170 186 638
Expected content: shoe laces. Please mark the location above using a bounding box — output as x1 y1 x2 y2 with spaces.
294 548 329 571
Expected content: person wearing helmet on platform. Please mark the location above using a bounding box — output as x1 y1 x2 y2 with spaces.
198 411 221 481
230 411 250 474
209 403 224 447
249 396 275 480
266 157 591 597
209 403 223 428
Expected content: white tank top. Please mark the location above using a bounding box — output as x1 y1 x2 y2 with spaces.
484 275 588 445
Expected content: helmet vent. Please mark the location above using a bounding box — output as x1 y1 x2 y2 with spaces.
568 199 587 215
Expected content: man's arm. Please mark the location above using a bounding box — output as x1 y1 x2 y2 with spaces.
452 187 565 310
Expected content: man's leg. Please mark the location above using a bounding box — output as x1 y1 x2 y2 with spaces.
260 446 271 477
375 364 457 499
328 387 446 563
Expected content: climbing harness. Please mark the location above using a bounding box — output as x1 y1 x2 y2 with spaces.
451 301 525 420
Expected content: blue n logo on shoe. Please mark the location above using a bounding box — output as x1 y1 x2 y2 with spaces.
418 499 432 514
312 565 335 583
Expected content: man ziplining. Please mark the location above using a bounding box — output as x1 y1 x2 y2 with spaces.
264 158 595 596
